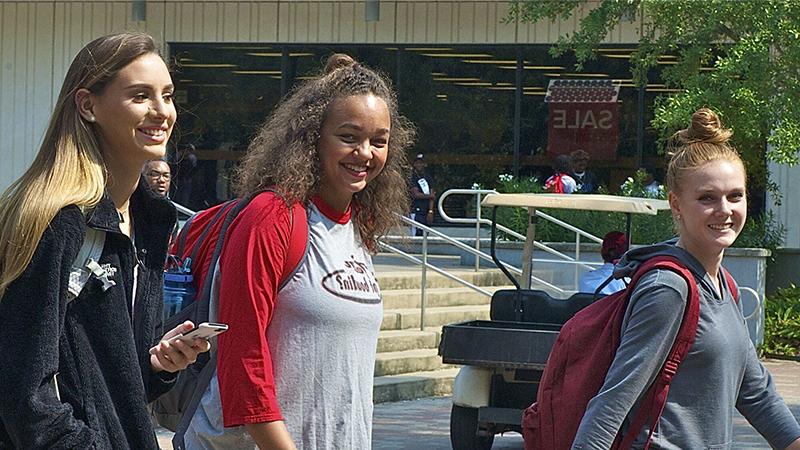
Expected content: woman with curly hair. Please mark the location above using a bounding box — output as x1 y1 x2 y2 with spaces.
182 53 414 450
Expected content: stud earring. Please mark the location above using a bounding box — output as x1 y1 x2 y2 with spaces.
675 214 682 221
86 115 96 123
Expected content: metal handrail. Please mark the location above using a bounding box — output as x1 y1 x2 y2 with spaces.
437 189 600 273
173 201 195 217
377 242 493 297
739 286 762 323
397 215 569 294
384 215 566 330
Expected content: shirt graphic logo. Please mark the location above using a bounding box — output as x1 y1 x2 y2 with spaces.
417 178 431 195
321 256 381 304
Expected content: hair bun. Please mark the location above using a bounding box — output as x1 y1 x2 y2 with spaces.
323 53 357 74
679 107 732 145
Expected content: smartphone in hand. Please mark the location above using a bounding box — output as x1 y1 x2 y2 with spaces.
169 322 228 344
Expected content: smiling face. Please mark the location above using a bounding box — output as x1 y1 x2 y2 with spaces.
317 94 391 212
669 159 747 260
87 53 176 170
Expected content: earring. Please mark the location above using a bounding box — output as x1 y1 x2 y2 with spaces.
86 115 96 123
675 214 682 221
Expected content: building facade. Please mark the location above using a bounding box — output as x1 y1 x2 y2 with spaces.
2 0 799 245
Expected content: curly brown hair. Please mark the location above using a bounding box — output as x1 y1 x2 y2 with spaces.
235 54 415 252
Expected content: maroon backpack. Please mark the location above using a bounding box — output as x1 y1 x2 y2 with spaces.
522 255 739 450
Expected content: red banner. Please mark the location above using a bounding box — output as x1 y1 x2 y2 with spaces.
545 80 620 161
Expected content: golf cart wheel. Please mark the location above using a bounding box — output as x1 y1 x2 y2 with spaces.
450 404 495 450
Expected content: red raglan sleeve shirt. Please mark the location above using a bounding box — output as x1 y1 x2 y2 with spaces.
215 193 295 427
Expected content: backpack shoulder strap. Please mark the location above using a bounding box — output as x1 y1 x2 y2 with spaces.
184 199 238 267
278 201 309 290
67 227 109 302
618 255 700 450
721 266 739 304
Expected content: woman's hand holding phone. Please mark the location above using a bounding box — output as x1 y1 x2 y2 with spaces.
149 320 215 373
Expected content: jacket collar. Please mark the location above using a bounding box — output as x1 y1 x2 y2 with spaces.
86 178 176 235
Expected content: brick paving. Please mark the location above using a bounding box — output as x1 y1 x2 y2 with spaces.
156 358 799 449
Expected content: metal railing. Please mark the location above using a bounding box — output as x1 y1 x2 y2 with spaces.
437 189 602 284
379 215 566 330
174 202 196 218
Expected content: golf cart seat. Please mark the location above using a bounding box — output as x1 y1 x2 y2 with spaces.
490 289 596 324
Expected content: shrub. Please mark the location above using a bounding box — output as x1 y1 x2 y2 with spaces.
761 285 800 359
482 171 784 249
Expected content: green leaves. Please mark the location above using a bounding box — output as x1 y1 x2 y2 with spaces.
485 173 783 249
762 285 800 359
511 0 800 193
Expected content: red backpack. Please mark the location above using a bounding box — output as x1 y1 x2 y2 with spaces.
152 190 308 449
544 173 566 193
522 255 739 450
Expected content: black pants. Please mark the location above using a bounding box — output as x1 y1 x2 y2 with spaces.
413 211 429 236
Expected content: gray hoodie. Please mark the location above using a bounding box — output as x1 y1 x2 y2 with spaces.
572 241 800 450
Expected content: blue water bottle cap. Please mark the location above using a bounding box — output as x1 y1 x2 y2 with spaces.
165 272 193 283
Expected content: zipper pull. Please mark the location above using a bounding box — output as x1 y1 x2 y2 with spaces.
137 248 147 268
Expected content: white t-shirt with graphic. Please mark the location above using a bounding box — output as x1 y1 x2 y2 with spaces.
184 198 382 450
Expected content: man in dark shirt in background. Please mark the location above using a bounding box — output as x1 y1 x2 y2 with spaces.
142 159 172 198
570 149 599 193
410 153 436 236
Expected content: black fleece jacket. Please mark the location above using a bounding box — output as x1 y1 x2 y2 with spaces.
0 181 177 449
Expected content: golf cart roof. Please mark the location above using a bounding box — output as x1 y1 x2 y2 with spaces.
481 193 669 215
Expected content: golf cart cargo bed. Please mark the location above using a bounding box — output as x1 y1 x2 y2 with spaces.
439 320 561 370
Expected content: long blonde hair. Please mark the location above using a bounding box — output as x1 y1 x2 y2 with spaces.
0 32 159 298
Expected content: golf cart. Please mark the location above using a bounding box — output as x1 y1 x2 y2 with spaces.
438 193 670 450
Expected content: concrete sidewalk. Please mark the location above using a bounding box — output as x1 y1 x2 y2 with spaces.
370 359 800 449
156 359 800 449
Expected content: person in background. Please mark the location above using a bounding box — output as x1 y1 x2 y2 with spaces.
642 164 663 197
0 32 209 450
143 159 172 198
572 108 800 449
544 153 577 194
183 53 415 450
410 153 436 236
570 149 598 193
578 231 628 296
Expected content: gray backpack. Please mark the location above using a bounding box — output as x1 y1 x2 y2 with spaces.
52 227 111 399
150 191 308 450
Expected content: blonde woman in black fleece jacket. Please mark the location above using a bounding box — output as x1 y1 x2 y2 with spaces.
0 33 209 449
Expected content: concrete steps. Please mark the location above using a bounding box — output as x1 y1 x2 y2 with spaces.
377 329 440 353
373 368 461 403
375 348 455 376
375 268 513 290
381 305 490 330
381 285 509 309
372 267 502 403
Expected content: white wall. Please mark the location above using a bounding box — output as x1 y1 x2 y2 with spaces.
768 161 800 248
1 1 148 192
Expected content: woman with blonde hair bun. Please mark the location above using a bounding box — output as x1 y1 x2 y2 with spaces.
179 53 414 450
571 108 800 449
0 32 209 449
